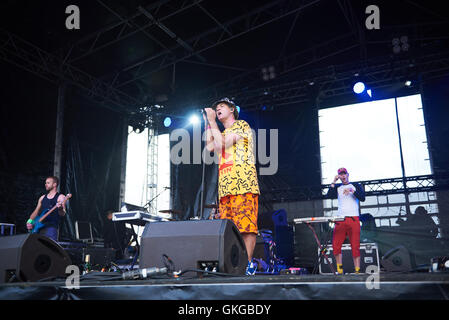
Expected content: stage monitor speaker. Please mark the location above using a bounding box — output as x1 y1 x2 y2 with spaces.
140 219 248 275
381 245 416 272
0 234 72 283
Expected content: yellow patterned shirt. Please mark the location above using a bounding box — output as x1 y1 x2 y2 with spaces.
218 120 260 199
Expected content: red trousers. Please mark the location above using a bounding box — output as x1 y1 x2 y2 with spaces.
332 216 360 258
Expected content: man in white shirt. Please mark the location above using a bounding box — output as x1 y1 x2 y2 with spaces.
326 168 365 274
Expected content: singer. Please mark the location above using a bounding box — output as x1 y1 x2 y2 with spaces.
203 98 260 276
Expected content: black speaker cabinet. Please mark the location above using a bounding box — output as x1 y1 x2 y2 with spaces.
0 234 72 283
140 219 248 275
381 245 416 272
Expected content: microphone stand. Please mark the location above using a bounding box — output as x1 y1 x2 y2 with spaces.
199 110 208 220
144 187 169 214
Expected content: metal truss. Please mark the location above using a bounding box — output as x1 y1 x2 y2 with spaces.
222 50 449 110
0 28 142 113
262 174 449 203
174 21 449 109
60 0 205 64
181 32 360 107
110 0 322 89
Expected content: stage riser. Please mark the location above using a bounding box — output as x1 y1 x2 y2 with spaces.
1 273 448 300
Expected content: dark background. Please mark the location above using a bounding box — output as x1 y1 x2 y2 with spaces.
0 1 448 266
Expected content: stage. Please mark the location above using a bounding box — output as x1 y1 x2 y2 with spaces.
1 272 448 300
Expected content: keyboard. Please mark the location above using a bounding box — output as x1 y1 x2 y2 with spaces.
112 211 165 226
293 216 345 224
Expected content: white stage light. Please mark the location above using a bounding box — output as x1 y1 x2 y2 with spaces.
353 82 366 94
189 114 200 125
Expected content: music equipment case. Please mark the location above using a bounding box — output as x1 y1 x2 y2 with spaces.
319 242 380 274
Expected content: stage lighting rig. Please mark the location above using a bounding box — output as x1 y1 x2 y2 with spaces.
129 104 164 133
392 36 409 54
262 66 276 81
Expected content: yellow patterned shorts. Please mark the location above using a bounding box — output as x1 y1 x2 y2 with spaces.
219 193 258 234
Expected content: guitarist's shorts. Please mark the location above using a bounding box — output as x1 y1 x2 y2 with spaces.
39 226 59 242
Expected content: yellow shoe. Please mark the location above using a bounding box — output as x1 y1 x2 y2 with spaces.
355 267 361 274
337 264 343 275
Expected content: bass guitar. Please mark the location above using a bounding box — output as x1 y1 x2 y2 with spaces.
31 194 72 233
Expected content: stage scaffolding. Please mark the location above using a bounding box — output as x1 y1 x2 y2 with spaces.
266 173 449 236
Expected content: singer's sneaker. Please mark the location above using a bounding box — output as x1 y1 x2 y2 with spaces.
245 261 256 276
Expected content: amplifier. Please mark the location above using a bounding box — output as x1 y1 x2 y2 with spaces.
83 247 116 267
319 242 380 274
63 246 116 267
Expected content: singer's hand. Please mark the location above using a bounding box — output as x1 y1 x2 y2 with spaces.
26 223 33 230
204 108 216 123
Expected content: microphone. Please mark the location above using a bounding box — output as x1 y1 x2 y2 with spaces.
122 267 168 280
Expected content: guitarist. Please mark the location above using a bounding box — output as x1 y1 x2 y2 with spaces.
26 176 66 241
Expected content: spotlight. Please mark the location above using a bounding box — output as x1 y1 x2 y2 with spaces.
132 125 145 134
163 117 172 128
367 89 372 98
405 80 412 87
353 82 366 94
262 65 276 81
392 35 409 53
189 114 200 125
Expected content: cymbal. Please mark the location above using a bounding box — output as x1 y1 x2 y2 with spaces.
204 204 219 209
159 209 182 214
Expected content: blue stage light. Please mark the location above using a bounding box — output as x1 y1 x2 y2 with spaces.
163 117 172 127
353 82 366 94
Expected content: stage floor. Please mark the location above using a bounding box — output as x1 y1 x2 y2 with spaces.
1 272 448 300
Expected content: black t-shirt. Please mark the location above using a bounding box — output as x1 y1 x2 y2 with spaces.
103 219 128 250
